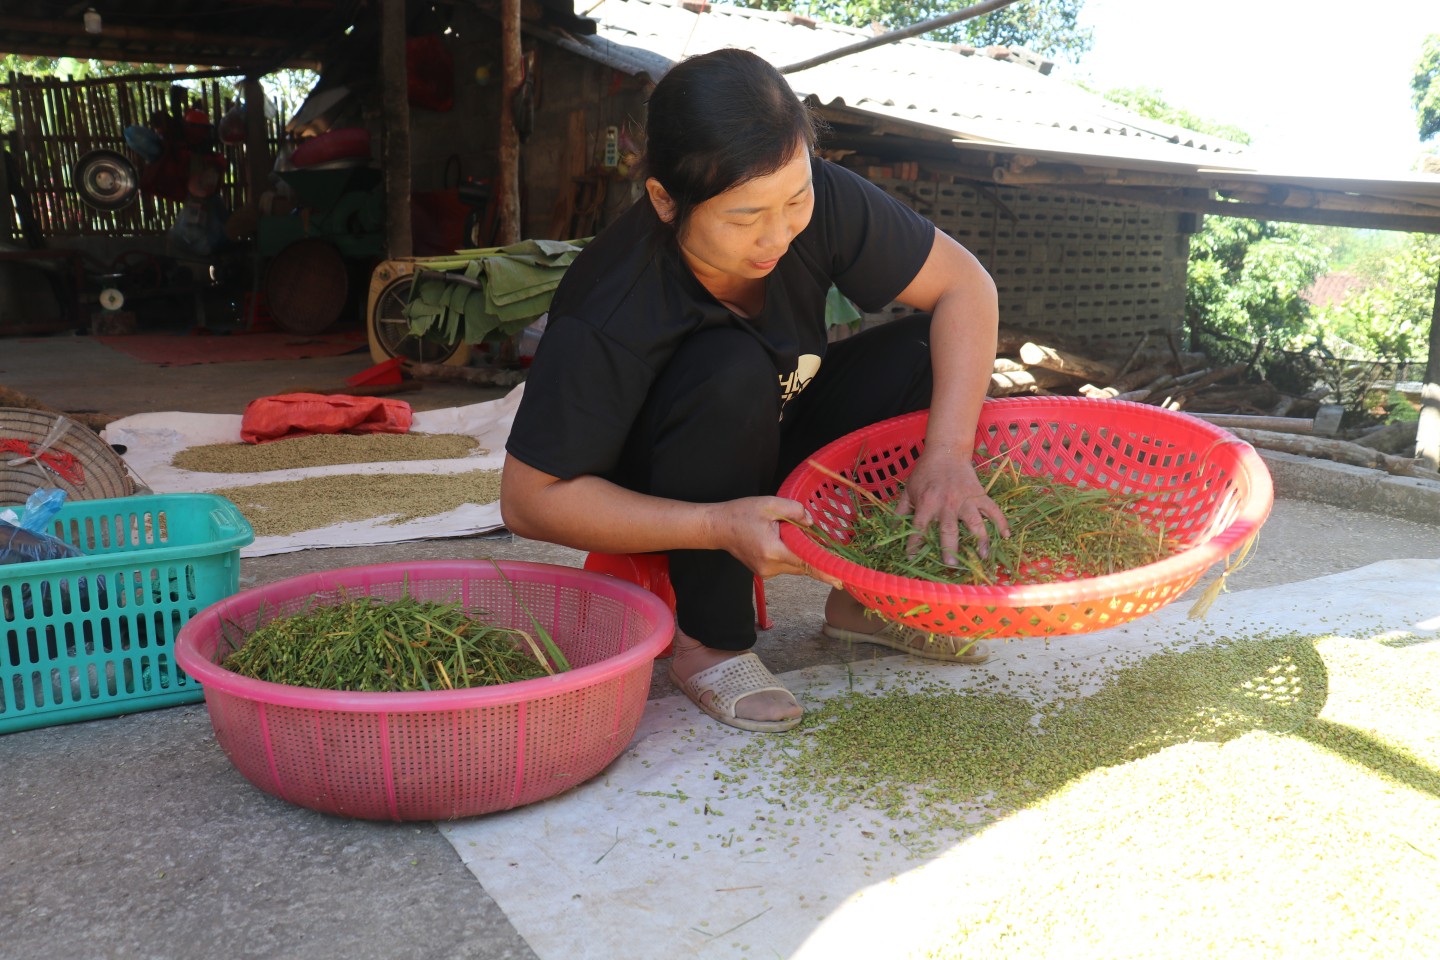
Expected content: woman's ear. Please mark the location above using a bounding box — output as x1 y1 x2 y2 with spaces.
645 178 676 223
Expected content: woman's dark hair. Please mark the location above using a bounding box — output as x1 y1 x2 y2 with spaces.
644 48 822 236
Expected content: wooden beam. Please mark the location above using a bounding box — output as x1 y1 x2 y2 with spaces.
1186 412 1314 435
1230 428 1440 482
0 16 293 51
497 0 523 243
0 67 249 90
989 157 1440 219
1213 182 1440 218
1173 193 1440 234
1417 272 1440 470
0 37 280 69
1035 181 1440 234
991 160 1199 190
380 0 411 258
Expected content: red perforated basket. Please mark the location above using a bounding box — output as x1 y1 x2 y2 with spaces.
175 561 673 821
778 398 1273 639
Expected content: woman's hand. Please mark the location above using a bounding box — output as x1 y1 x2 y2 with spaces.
709 496 843 587
894 452 1010 565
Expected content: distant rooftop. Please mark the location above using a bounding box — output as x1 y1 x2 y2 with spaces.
1303 273 1371 309
556 0 1254 169
541 0 1440 231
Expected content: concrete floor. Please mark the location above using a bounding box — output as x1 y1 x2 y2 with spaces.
0 328 507 420
3 331 1440 960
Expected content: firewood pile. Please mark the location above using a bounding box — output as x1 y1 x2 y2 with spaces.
989 327 1304 413
990 327 1440 483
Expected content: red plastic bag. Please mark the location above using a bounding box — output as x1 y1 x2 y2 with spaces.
406 35 455 111
241 393 413 444
410 189 470 256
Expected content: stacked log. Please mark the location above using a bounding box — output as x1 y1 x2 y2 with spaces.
988 327 1275 415
987 327 1437 479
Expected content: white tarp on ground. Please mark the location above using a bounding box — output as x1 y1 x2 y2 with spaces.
100 386 524 557
440 559 1440 960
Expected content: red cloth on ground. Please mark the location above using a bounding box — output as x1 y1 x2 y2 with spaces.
240 393 413 444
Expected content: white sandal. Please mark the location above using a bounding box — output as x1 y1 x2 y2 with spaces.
667 652 802 733
822 620 990 664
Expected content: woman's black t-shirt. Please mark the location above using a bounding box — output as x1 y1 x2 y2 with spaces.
506 158 935 481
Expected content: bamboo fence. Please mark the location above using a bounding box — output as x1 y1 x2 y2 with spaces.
2 73 281 239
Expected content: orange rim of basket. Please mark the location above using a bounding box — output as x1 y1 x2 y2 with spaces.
777 398 1274 612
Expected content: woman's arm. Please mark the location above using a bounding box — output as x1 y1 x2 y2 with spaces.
890 227 1010 561
500 455 820 580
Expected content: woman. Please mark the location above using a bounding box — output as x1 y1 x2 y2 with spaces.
501 48 1007 733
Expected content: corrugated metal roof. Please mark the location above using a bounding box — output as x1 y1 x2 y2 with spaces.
558 0 1254 166
554 0 1440 204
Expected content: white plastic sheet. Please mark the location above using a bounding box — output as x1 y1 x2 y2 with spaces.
100 386 525 557
441 559 1440 960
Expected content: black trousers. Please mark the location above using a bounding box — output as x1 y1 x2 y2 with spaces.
613 313 935 650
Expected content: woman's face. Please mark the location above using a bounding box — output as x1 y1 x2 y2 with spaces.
656 143 815 285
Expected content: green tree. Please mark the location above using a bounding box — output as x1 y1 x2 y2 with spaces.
1186 217 1329 357
1307 226 1406 274
743 0 1093 62
1413 33 1440 142
1315 234 1439 362
1102 86 1330 384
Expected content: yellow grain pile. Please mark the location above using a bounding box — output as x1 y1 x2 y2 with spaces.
174 433 482 473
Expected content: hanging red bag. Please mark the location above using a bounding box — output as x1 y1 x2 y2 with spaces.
139 145 191 202
406 34 455 112
241 393 413 444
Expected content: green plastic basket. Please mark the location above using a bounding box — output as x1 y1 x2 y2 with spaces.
2 494 254 734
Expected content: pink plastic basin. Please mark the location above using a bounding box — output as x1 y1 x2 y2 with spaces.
175 560 674 821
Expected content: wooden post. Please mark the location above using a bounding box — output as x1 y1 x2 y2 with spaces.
497 0 522 244
1 72 12 245
241 76 270 210
380 0 412 258
1417 271 1440 470
0 122 13 245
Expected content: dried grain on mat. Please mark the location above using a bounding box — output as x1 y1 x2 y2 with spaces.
173 432 482 473
211 470 502 537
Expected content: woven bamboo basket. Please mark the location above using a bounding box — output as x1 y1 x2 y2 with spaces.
0 407 135 507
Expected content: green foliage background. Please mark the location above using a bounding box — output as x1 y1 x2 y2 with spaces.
1107 81 1436 407
1314 236 1440 362
1414 33 1440 142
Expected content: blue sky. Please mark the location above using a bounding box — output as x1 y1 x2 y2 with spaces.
1051 0 1436 176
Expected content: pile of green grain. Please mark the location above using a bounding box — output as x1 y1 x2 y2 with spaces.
174 432 481 473
222 594 569 691
806 456 1174 586
211 469 501 537
725 632 1334 845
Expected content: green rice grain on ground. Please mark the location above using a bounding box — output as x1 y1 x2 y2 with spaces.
211 469 502 537
722 630 1440 958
